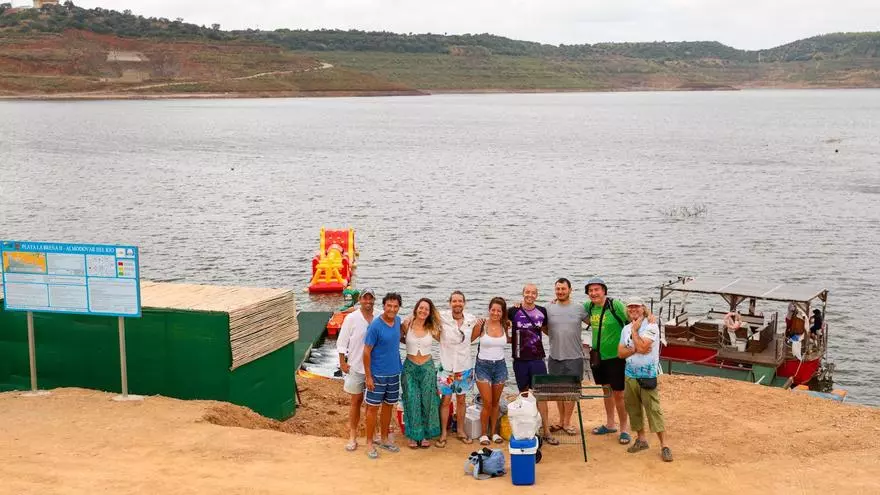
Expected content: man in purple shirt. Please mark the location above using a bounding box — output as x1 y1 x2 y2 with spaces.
508 283 558 445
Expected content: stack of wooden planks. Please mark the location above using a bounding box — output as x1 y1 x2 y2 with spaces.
140 281 299 370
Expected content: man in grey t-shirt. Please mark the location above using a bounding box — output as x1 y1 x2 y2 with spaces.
545 277 590 435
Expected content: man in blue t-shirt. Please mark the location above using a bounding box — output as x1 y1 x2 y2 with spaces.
362 292 404 459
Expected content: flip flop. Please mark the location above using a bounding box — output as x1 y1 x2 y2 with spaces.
457 435 473 445
591 425 618 435
548 424 563 433
434 438 447 448
627 440 649 453
344 440 357 452
408 440 419 449
419 440 431 449
492 434 504 444
377 442 400 453
479 435 491 446
542 435 560 446
618 432 632 445
563 426 578 436
366 448 378 459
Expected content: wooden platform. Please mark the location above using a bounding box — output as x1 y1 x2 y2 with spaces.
717 338 784 367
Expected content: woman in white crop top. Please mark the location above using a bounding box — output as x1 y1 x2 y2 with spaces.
399 297 442 449
470 296 511 445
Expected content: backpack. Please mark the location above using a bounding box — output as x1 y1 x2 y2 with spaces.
464 448 506 480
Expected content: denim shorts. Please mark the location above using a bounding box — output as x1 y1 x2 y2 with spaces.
475 358 508 385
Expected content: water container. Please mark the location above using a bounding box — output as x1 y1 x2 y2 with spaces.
509 437 538 486
464 405 483 440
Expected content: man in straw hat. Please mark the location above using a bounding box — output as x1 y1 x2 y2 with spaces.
617 297 672 462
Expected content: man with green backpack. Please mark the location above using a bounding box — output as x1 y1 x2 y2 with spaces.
584 277 633 446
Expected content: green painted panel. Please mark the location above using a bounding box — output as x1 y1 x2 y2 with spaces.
293 311 332 368
0 302 309 420
163 311 230 400
230 342 296 420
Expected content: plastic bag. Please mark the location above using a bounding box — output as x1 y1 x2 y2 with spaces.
507 391 541 440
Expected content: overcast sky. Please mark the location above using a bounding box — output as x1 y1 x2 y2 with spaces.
31 1 880 50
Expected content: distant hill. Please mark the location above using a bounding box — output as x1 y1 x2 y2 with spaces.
1 2 879 96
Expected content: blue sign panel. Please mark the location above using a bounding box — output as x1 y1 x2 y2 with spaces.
0 240 141 317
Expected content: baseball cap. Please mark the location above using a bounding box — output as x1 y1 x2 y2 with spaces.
626 297 646 308
359 288 376 298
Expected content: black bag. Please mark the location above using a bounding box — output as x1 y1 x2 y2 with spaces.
588 303 609 369
637 377 658 390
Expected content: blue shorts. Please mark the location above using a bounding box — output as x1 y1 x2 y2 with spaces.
513 359 547 392
365 374 401 406
475 358 508 385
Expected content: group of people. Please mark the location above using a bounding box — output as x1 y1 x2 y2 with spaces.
335 277 673 462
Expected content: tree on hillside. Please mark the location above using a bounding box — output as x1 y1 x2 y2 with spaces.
0 3 11 15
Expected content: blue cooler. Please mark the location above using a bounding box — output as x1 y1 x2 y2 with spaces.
508 437 538 486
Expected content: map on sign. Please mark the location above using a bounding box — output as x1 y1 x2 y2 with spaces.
0 241 141 317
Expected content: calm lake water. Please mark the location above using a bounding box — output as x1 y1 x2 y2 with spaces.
1 90 878 406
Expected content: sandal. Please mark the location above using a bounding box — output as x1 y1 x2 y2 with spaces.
479 435 491 446
627 439 649 453
434 438 447 448
563 426 578 436
344 439 357 452
591 425 618 435
618 432 632 445
492 434 503 444
661 447 673 462
408 440 419 449
366 448 378 459
457 434 473 445
377 442 400 453
548 424 563 433
419 440 431 449
542 435 560 446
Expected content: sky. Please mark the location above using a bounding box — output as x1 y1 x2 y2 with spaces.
20 1 880 50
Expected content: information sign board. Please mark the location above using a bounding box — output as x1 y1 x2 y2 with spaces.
1 240 141 317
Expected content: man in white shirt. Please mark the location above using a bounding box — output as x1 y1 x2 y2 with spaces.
336 288 377 452
436 290 479 446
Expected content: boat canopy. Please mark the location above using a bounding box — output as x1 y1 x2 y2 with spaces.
660 277 828 305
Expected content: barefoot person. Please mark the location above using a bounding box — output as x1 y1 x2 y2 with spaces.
336 288 377 452
363 293 404 459
509 283 558 446
472 297 510 446
400 298 442 449
585 277 632 445
436 291 479 447
617 297 672 462
546 278 590 436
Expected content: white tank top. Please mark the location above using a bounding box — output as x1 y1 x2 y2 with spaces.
406 329 433 356
478 333 506 361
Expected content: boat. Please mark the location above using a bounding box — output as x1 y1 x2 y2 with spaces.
655 276 834 390
308 227 357 293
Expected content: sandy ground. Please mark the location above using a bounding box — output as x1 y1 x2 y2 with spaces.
1 376 879 495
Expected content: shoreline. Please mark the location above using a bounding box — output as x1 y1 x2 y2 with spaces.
2 84 878 101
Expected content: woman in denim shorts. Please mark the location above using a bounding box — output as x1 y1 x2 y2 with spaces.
472 296 511 445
